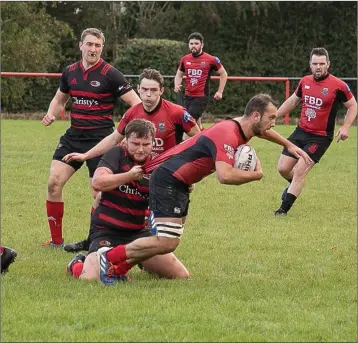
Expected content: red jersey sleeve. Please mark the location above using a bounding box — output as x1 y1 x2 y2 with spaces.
178 57 186 72
210 56 223 72
295 78 304 98
116 108 132 135
174 107 197 133
336 81 354 103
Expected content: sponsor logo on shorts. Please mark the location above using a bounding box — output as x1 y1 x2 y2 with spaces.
174 207 181 214
90 81 101 87
308 143 319 154
99 240 111 247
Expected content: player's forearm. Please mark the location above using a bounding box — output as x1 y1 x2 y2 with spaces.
277 97 299 117
217 72 228 93
217 169 262 185
47 97 65 118
174 75 183 87
84 133 120 160
259 129 294 149
342 105 358 128
92 172 134 192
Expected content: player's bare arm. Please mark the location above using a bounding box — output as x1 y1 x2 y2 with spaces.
62 130 124 163
215 160 263 185
186 124 201 137
92 165 143 192
120 89 142 106
277 93 301 117
41 89 70 126
336 96 357 142
259 129 312 164
174 69 184 93
213 66 228 101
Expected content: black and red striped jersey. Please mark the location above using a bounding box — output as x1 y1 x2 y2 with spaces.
295 73 353 138
91 146 150 231
179 52 223 97
60 58 132 131
143 119 248 185
117 99 197 157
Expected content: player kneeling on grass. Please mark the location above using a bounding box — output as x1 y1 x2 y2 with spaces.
91 93 313 286
66 119 189 284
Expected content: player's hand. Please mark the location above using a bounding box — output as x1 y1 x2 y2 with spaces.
129 165 144 181
62 153 87 163
335 126 349 142
174 84 182 93
213 91 223 101
287 145 312 165
41 113 56 126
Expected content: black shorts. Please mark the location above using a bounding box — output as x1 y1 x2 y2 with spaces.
184 96 208 121
282 127 332 163
149 167 190 218
87 225 153 253
52 127 114 177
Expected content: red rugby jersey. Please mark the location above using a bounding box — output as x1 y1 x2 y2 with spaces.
179 52 223 97
117 98 197 157
143 119 249 185
295 73 353 138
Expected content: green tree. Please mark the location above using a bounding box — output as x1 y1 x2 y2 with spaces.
1 2 73 111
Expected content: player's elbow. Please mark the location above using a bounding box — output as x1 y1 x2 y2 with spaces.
216 171 230 184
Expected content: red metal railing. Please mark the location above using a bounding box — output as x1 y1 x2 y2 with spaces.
1 72 291 124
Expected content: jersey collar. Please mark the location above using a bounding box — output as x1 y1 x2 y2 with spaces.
143 98 162 115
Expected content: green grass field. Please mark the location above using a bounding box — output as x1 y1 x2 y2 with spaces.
1 119 357 342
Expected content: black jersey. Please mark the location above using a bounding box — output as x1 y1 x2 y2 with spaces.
91 146 150 231
60 58 132 131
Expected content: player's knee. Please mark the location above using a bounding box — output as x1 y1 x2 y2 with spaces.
156 236 180 254
277 163 291 178
47 175 63 195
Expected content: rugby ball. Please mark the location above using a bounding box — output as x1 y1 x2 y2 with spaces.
234 144 257 171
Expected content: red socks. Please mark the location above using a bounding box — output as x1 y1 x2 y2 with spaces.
46 200 64 244
106 245 127 264
0 246 4 255
114 261 133 276
71 262 84 278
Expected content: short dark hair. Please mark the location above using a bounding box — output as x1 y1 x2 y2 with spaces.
188 32 204 43
80 28 105 44
310 47 329 61
244 94 279 117
139 68 164 88
125 119 156 141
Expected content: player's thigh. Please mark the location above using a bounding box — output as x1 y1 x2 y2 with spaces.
277 154 298 175
48 160 76 187
141 253 190 279
79 252 99 280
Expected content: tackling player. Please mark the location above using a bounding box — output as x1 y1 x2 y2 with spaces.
66 119 189 284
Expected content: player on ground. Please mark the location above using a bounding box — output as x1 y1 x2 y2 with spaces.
274 47 357 216
66 119 189 284
174 32 228 131
62 68 200 252
1 246 17 274
41 28 141 248
92 94 312 285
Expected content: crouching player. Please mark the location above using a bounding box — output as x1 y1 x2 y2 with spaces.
66 119 189 284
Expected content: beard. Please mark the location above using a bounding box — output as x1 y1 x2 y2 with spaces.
252 122 263 136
